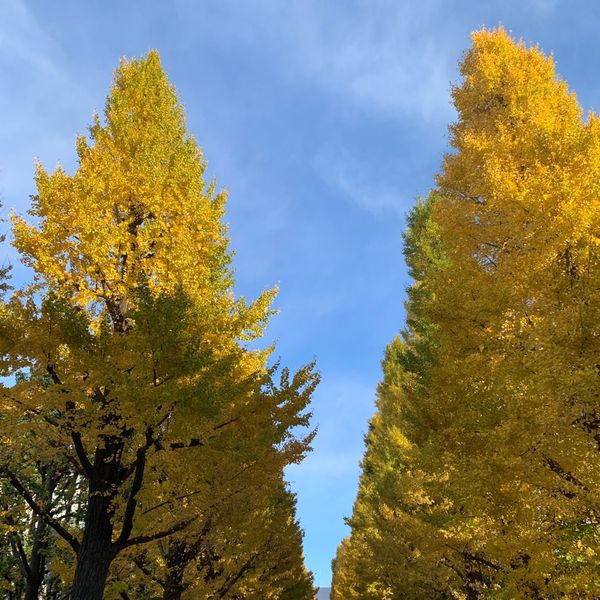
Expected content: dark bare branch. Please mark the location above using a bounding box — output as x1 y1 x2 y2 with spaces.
1 469 80 553
123 516 196 549
542 454 589 492
114 428 154 550
70 431 93 479
9 532 31 580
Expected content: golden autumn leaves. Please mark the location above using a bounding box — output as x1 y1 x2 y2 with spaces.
1 52 316 599
333 28 600 599
1 24 599 600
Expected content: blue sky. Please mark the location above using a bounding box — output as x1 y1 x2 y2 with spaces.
2 0 600 588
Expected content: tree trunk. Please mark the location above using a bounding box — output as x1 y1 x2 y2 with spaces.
162 539 188 600
162 574 186 600
25 573 43 600
24 515 47 600
71 549 113 600
70 490 116 600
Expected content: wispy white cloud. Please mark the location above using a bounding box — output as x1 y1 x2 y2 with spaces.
314 144 405 214
282 0 455 122
214 0 456 123
0 0 91 195
205 0 452 215
0 0 94 280
0 0 61 78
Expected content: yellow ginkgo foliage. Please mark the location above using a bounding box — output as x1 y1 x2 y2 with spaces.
0 52 316 600
334 27 600 599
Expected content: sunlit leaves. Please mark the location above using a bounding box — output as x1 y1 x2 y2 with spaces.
334 27 600 599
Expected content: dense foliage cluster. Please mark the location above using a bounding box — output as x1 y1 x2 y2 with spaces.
0 52 316 600
333 28 600 599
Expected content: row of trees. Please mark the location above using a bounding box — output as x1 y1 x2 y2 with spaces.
333 28 600 598
0 53 316 599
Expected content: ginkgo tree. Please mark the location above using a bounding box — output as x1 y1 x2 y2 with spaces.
0 52 317 600
334 27 600 599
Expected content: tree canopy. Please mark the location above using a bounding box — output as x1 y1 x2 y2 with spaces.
0 51 316 600
333 27 600 599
